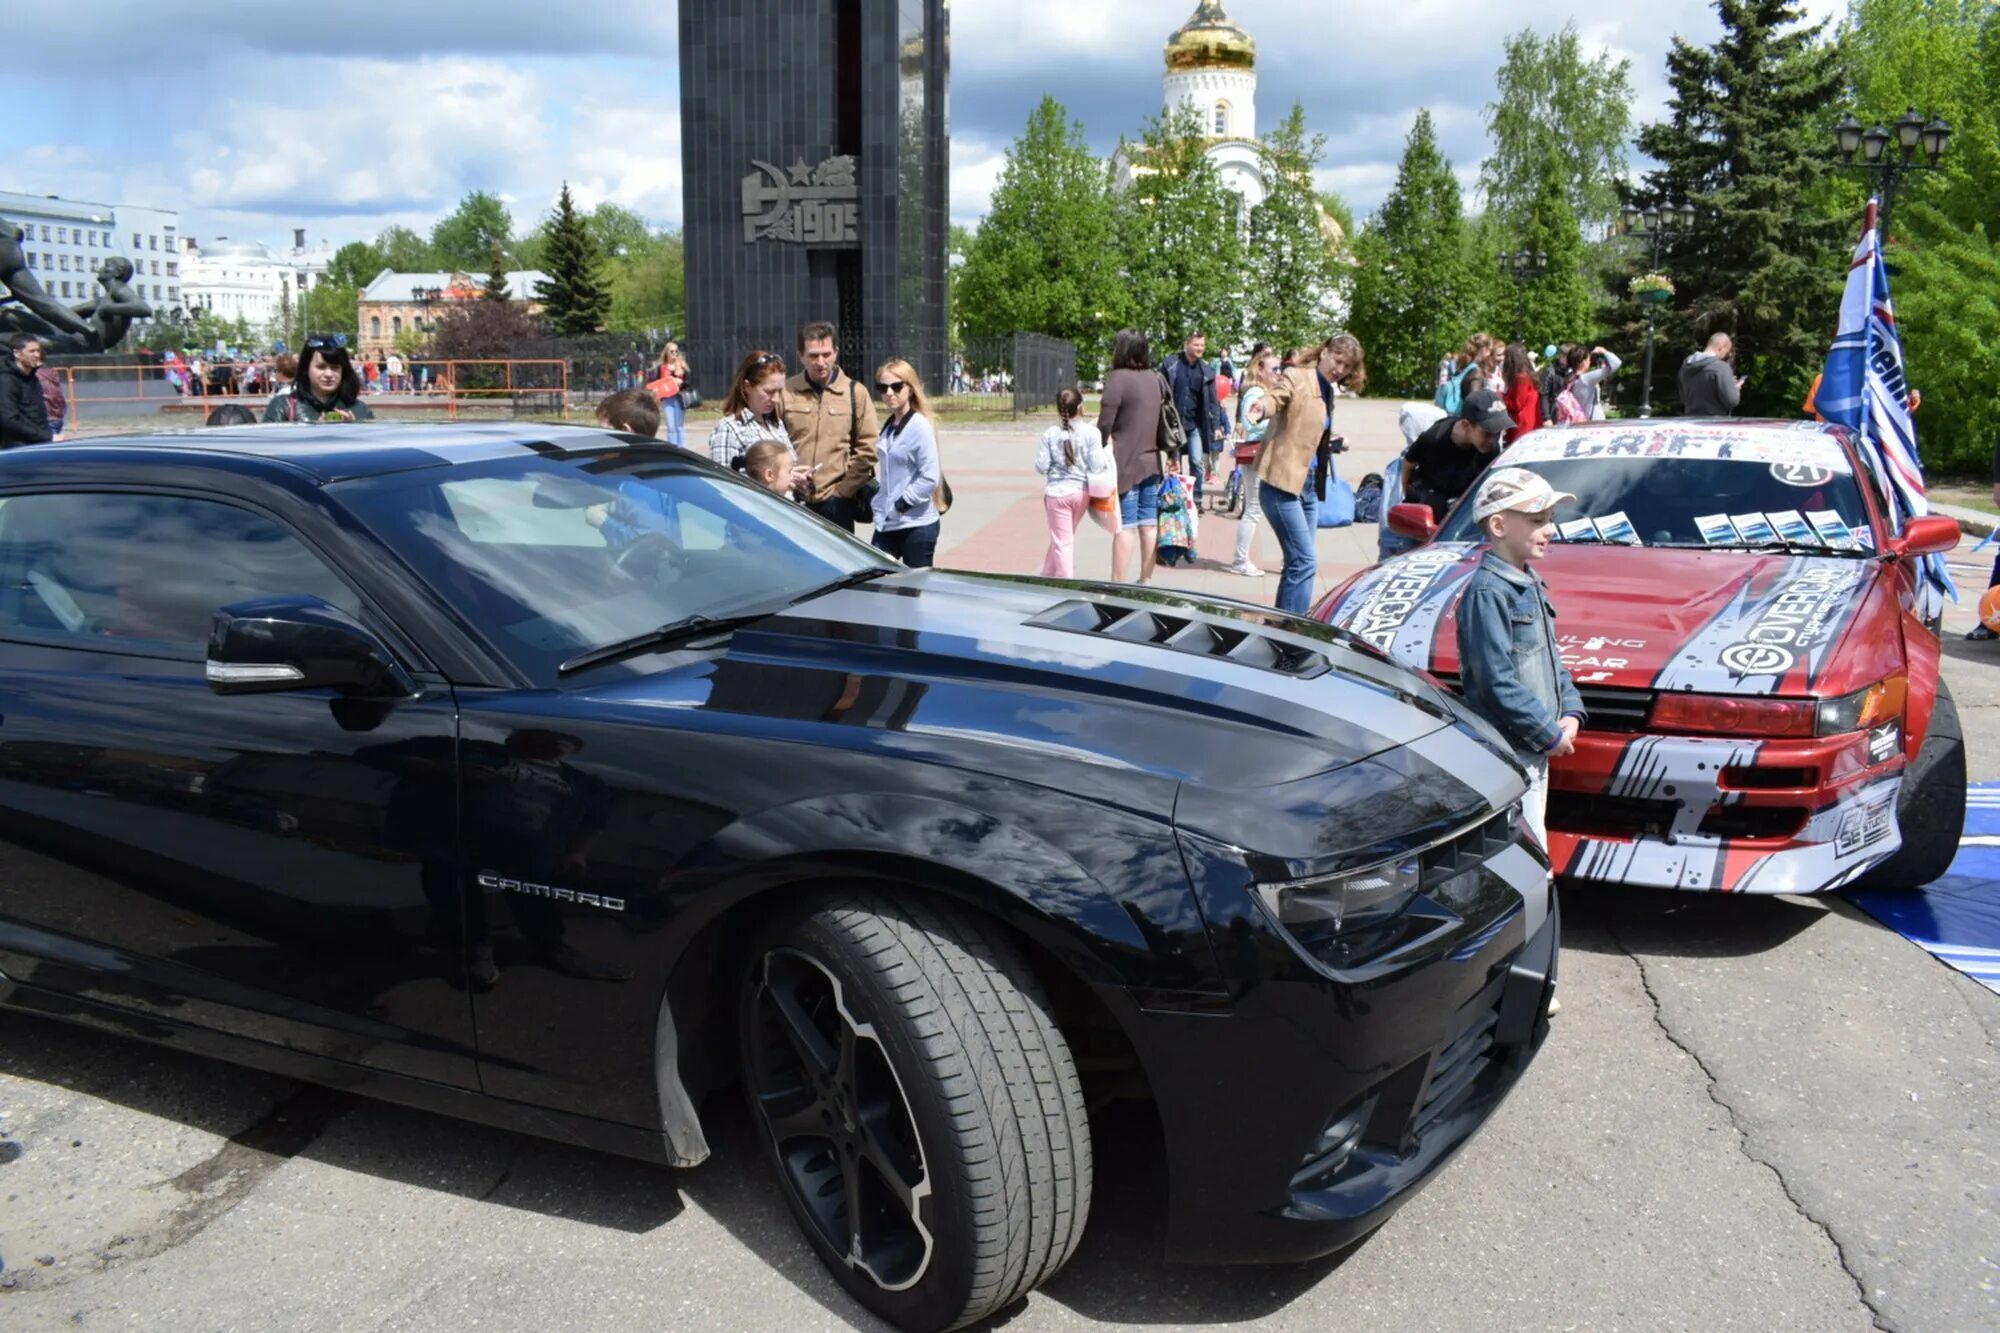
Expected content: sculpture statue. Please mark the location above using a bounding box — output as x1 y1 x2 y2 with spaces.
0 214 152 352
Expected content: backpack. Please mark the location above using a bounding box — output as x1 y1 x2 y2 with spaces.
1433 363 1471 416
1552 382 1587 425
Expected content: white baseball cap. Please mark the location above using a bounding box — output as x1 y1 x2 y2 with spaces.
1472 468 1577 523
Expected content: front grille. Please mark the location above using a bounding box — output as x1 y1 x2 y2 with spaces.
1414 1005 1500 1141
1430 671 1652 735
1549 791 1677 838
1419 808 1517 888
1698 804 1808 841
1031 599 1330 678
1575 685 1654 733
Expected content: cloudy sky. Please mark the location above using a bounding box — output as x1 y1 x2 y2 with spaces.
8 0 1844 252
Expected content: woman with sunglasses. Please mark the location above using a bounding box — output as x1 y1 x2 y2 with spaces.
262 336 374 423
706 349 791 467
869 360 941 568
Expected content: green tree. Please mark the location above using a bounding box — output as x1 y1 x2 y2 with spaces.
1481 23 1635 229
955 97 1126 371
374 225 435 272
1632 0 1848 415
1114 101 1243 349
1843 0 2000 470
1245 103 1343 350
429 190 512 271
325 241 385 291
482 244 512 303
1460 212 1516 343
605 230 686 334
302 281 358 342
1348 110 1471 394
1514 150 1595 345
533 183 611 335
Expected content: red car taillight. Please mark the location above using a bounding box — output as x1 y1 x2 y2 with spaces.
1649 693 1819 738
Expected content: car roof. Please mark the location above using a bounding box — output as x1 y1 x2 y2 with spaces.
0 422 660 484
1502 418 1858 474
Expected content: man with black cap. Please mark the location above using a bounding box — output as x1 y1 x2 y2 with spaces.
1402 387 1514 523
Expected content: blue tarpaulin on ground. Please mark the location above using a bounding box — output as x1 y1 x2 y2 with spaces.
1846 783 2000 995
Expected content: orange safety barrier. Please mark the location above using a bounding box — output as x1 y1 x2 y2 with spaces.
46 358 572 429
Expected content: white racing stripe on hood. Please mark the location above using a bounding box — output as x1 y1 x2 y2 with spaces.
1402 724 1527 810
784 585 1448 750
1652 557 1870 694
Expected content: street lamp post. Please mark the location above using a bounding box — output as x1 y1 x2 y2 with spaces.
1621 199 1697 419
1831 107 1951 243
1497 249 1547 346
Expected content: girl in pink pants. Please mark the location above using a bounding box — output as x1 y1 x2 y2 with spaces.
1035 387 1109 578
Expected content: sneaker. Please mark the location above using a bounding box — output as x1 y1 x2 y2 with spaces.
1229 560 1264 577
1968 624 1997 641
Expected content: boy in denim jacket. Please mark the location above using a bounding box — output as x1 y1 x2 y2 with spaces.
1455 468 1588 865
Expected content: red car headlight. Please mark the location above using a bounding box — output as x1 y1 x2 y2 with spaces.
1649 693 1818 738
1648 678 1906 739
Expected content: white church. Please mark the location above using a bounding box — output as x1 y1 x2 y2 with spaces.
1116 1 1275 227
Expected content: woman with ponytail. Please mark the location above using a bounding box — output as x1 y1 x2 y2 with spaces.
1034 386 1109 578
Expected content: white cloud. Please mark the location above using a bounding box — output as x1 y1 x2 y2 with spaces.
2 0 1864 250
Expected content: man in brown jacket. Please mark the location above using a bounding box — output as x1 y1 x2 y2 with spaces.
781 320 879 532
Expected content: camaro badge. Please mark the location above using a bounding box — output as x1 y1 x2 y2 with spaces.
477 872 626 912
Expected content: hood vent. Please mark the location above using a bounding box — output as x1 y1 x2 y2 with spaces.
1030 599 1330 679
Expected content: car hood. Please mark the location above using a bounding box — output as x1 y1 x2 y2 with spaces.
581 569 1508 801
1319 542 1884 696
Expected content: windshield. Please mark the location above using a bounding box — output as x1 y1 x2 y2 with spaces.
1434 454 1876 551
341 449 894 680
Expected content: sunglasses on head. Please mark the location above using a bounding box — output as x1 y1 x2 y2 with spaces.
750 352 783 369
875 380 907 395
304 333 348 352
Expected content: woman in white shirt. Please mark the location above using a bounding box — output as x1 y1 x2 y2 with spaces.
1034 387 1109 578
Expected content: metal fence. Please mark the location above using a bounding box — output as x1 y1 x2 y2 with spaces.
676 329 1078 419
1008 334 1077 418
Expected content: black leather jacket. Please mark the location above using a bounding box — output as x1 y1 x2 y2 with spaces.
0 360 52 446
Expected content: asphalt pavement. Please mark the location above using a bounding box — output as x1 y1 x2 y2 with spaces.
4 402 1998 1331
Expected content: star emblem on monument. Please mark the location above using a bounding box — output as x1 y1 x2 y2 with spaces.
788 158 814 185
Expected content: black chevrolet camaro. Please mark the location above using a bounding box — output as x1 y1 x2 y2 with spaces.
0 424 1556 1330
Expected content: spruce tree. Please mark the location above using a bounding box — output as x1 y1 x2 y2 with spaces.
482 244 510 303
1631 0 1847 414
1347 110 1470 394
1515 150 1594 346
1245 103 1344 351
534 183 611 336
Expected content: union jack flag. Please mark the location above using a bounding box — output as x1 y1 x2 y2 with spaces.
1816 199 1954 608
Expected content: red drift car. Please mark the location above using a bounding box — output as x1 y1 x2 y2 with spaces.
1315 420 1965 894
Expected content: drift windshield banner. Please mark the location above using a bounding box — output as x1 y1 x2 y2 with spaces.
1815 199 1953 609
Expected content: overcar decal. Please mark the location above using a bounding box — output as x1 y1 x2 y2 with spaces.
1652 557 1869 694
1332 543 1478 664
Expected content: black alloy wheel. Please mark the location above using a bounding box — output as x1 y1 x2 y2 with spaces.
740 893 1092 1332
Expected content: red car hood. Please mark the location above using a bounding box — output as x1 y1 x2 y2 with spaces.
1319 542 1889 696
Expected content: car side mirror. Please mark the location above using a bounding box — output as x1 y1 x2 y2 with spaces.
207 596 416 699
1886 514 1959 559
1387 502 1439 543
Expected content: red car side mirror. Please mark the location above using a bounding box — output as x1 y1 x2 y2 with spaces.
1387 502 1439 543
1887 514 1960 559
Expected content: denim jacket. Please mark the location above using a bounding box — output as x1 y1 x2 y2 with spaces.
1455 552 1585 757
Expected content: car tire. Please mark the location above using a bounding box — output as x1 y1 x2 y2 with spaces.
739 892 1092 1332
1852 681 1965 890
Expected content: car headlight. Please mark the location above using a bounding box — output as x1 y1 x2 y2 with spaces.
1257 855 1423 947
1814 677 1906 736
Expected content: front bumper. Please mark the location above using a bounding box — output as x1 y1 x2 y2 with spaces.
1130 837 1558 1265
1546 728 1904 893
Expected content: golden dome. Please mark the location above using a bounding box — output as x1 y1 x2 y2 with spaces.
1164 1 1255 72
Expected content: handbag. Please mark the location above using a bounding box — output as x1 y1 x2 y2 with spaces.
1155 371 1187 477
681 384 702 410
